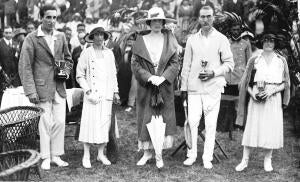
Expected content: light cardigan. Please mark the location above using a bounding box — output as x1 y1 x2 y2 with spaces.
76 46 118 100
180 28 234 96
235 53 290 126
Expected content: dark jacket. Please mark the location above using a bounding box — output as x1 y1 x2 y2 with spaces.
131 29 179 141
0 38 21 89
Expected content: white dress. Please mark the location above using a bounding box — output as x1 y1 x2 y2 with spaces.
242 54 284 149
76 47 118 144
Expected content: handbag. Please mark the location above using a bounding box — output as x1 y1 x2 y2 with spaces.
150 86 164 110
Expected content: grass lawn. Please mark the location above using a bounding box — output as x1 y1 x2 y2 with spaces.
39 106 300 182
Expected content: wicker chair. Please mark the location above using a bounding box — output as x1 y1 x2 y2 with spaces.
0 106 44 152
0 149 40 181
0 106 44 179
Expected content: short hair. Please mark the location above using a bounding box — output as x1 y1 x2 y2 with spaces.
26 21 35 27
199 5 215 15
39 5 57 18
77 23 85 28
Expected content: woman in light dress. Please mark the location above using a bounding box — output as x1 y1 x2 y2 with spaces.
131 7 179 169
235 32 290 172
76 27 120 168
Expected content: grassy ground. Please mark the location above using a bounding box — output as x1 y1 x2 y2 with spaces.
38 106 300 182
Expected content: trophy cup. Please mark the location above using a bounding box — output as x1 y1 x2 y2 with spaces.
54 60 67 81
198 60 208 80
255 80 266 101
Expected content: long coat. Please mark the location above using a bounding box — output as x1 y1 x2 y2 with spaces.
131 29 179 142
19 28 73 101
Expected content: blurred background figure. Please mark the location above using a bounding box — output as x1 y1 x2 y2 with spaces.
71 32 88 88
13 28 27 59
26 21 36 34
177 0 193 32
63 26 72 54
70 23 86 51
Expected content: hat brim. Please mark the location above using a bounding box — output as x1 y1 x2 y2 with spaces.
136 17 177 24
13 32 27 38
84 31 110 43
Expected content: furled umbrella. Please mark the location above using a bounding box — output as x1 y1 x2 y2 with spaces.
146 86 165 157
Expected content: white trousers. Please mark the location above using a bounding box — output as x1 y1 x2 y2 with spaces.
37 91 66 159
187 93 221 162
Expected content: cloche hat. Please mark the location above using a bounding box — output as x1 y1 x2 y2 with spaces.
84 27 110 43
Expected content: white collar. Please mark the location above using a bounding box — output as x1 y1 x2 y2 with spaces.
3 38 12 46
198 27 215 38
37 25 58 39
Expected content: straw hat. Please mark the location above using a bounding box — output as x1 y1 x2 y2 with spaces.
84 27 110 43
136 7 177 24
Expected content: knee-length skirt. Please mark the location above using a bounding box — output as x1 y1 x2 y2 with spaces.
242 87 283 149
79 98 112 144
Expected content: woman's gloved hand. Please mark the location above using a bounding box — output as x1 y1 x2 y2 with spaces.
86 90 100 104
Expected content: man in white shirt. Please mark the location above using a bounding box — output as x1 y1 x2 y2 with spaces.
180 5 234 169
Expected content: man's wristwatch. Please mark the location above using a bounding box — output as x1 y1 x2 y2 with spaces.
86 89 92 95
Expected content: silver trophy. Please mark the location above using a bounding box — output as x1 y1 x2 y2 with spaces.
199 60 208 79
255 80 266 101
55 60 67 80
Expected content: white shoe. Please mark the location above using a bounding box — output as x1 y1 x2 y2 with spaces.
137 152 152 166
203 161 213 169
82 158 92 168
51 156 69 167
264 158 273 172
235 159 248 172
155 154 164 169
41 158 51 170
183 157 196 166
97 155 111 165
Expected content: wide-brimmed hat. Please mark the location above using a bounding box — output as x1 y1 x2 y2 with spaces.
136 7 177 24
84 27 110 43
256 30 281 49
13 28 27 38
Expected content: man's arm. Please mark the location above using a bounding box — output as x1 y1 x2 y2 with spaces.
213 37 234 77
19 35 37 96
180 37 193 91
